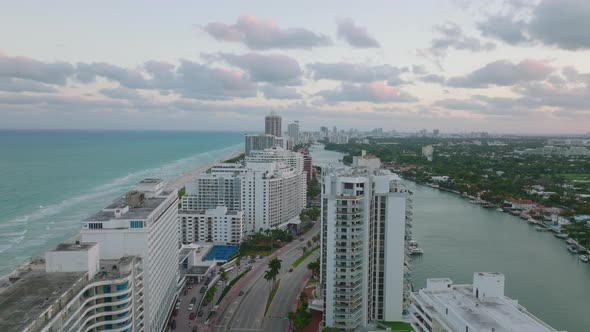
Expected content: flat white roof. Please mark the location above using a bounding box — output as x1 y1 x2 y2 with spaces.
417 284 561 332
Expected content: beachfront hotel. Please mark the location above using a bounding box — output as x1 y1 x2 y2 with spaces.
80 179 179 332
0 241 145 332
409 272 565 332
182 148 307 235
319 155 411 330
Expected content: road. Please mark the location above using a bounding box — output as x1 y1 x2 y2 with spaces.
211 222 320 332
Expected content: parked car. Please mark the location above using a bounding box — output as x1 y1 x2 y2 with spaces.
189 312 195 320
188 303 194 311
172 309 178 317
200 286 206 293
190 297 196 304
198 310 204 317
183 289 188 295
188 284 193 289
171 320 176 330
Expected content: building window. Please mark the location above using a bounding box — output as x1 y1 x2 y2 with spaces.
89 222 103 229
130 221 144 228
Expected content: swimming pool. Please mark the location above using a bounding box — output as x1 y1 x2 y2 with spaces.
203 245 239 261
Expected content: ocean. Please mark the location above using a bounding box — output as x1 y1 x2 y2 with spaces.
0 129 244 277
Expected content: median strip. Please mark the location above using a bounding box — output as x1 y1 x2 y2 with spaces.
293 245 319 267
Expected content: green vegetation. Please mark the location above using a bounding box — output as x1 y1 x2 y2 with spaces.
307 258 320 279
307 176 321 199
559 174 590 181
293 245 319 267
288 291 312 332
223 153 245 163
239 228 294 256
216 266 252 305
204 285 217 305
322 328 338 332
300 206 320 222
379 321 413 331
177 187 185 198
264 279 281 316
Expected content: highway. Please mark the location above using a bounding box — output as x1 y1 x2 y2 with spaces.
210 223 320 332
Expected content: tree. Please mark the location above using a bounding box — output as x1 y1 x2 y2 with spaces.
219 270 228 286
236 257 241 269
307 240 312 248
205 285 217 304
307 259 320 280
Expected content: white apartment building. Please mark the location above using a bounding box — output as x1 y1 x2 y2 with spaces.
320 164 411 331
179 206 245 244
0 242 145 332
80 179 179 332
182 151 307 235
246 147 304 173
245 134 276 156
410 273 564 332
288 121 300 144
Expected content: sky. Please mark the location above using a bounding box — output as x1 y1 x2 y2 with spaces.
1 0 589 134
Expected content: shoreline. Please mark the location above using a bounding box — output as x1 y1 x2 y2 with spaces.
1 148 244 283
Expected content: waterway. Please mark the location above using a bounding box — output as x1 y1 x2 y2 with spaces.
309 144 589 332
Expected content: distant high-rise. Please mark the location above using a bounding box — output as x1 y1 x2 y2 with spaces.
320 161 412 329
288 121 300 144
433 129 440 137
265 111 282 137
245 134 276 156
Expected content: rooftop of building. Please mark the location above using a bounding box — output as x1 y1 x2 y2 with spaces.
416 282 559 332
179 208 242 216
47 241 96 252
86 191 173 222
0 255 140 332
0 267 87 332
138 178 164 185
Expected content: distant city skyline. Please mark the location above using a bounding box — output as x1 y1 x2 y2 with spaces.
1 0 590 133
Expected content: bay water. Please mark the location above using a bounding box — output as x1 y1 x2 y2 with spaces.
309 145 588 332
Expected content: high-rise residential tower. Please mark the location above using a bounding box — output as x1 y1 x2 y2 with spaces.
265 111 282 137
245 134 276 156
288 121 300 145
320 159 412 330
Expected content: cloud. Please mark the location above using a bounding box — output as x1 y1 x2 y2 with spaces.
0 78 58 93
429 22 496 57
307 62 404 83
0 54 74 85
478 0 590 50
447 59 553 88
528 0 590 50
478 15 529 44
198 15 331 50
261 85 302 99
205 53 302 85
0 93 130 111
317 82 418 103
76 62 149 88
99 86 143 100
335 18 380 48
419 74 446 84
411 65 428 75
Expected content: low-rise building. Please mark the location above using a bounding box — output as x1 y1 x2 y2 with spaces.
504 198 536 211
410 272 564 332
179 206 244 244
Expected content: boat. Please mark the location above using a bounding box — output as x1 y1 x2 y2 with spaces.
579 255 589 263
554 233 568 239
496 208 504 212
527 219 537 225
482 203 495 208
520 213 530 220
409 247 424 255
566 238 576 245
407 240 418 247
535 226 550 232
568 245 579 254
509 210 520 216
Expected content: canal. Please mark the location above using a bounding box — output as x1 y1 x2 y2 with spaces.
310 145 589 332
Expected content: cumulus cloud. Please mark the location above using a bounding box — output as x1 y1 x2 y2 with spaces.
411 65 428 75
478 0 590 50
205 53 302 85
76 62 149 88
335 18 380 48
447 59 553 88
198 15 331 50
261 85 302 99
429 22 496 57
0 78 58 93
307 62 404 83
317 82 418 103
0 54 74 85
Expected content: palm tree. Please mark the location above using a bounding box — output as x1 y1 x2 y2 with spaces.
219 270 228 287
236 257 241 270
264 257 282 290
264 269 276 291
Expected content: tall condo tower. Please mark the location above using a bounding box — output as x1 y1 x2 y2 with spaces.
320 157 412 330
265 111 282 137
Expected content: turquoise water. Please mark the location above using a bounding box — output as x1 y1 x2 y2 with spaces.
0 129 243 277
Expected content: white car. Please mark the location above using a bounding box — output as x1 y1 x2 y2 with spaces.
188 303 194 311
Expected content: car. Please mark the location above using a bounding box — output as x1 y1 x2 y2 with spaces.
175 302 180 310
238 290 245 296
200 286 206 294
288 268 294 273
197 310 204 317
217 281 222 286
171 320 176 330
192 327 198 332
183 289 188 295
188 285 193 289
188 303 194 311
172 309 178 317
190 297 196 304
189 312 195 320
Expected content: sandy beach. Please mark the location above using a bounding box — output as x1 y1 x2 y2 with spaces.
164 149 243 191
